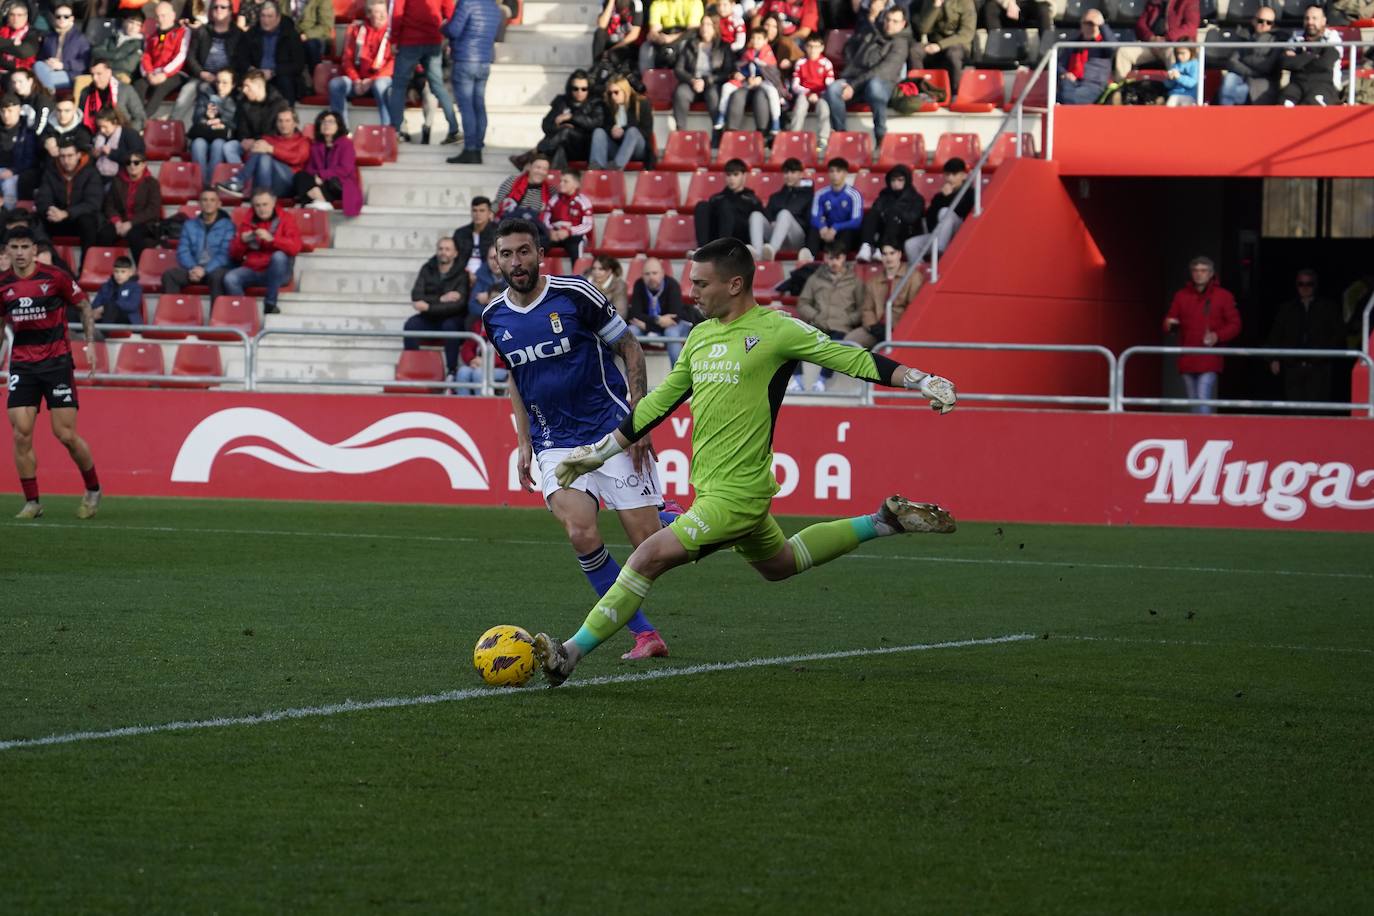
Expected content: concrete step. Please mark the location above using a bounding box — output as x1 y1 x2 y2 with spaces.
495 26 594 67
298 267 425 296
520 1 600 25
481 64 580 107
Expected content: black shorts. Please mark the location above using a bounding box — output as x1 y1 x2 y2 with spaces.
7 362 79 411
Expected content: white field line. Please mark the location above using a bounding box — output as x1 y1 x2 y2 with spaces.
5 520 1370 581
1064 635 1374 656
0 633 1035 753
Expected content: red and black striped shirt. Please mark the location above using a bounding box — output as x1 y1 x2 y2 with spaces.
1 266 86 371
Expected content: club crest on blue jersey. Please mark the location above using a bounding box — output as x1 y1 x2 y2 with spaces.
550 312 563 333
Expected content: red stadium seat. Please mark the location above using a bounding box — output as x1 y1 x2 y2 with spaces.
1007 67 1049 110
823 28 852 68
747 168 783 202
168 343 223 388
931 133 982 172
596 212 650 257
541 254 565 275
627 170 681 213
110 341 165 387
902 69 951 111
204 296 262 341
572 256 594 275
659 130 711 172
142 119 185 160
332 0 365 19
950 69 1005 113
137 248 177 292
77 246 123 291
209 163 243 202
853 262 882 285
353 125 393 166
52 243 79 272
649 213 695 258
766 131 818 171
624 256 647 289
384 350 445 393
296 207 332 252
683 169 726 213
157 161 202 204
876 133 927 172
914 171 943 205
146 294 204 339
752 261 785 302
679 260 697 301
825 131 873 169
716 131 765 170
71 340 111 377
642 68 677 110
581 169 626 212
984 132 1038 170
305 61 337 105
853 170 886 206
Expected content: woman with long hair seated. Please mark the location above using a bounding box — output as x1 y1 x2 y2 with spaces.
290 109 361 214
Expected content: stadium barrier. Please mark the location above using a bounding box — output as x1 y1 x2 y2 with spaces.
1362 293 1374 356
252 328 493 394
37 323 253 388
870 341 1119 408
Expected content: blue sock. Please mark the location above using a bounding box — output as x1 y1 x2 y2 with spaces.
659 508 680 527
578 545 655 635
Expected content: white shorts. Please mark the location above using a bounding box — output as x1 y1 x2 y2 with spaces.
535 447 664 511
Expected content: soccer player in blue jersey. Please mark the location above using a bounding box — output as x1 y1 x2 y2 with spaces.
483 218 672 660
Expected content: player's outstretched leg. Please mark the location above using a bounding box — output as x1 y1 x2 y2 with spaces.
50 408 101 519
9 406 43 519
785 495 955 574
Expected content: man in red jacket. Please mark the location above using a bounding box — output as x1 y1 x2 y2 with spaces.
385 0 461 145
1163 255 1241 414
134 1 192 115
1114 0 1199 80
224 187 301 315
329 0 395 131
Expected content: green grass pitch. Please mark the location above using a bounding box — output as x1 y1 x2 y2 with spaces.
2 497 1371 913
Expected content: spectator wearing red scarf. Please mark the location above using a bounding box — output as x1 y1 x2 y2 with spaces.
1058 10 1116 105
98 153 162 262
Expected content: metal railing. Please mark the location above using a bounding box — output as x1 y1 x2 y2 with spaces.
252 328 494 394
868 340 1119 408
1361 290 1374 357
68 323 253 387
1118 345 1374 416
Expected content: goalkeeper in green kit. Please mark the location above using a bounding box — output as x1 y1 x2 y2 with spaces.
533 237 959 686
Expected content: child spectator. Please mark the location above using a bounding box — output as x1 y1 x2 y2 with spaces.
1165 45 1199 106
717 0 748 52
91 255 145 325
788 32 834 132
717 28 782 133
808 156 863 256
542 169 594 261
455 324 508 395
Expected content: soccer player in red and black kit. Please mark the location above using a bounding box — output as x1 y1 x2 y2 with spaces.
1 227 103 519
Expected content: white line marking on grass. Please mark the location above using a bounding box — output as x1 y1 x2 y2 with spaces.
1063 635 1374 656
0 633 1034 752
6 521 1369 581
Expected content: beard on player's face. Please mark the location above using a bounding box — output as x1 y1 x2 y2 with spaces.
502 261 539 293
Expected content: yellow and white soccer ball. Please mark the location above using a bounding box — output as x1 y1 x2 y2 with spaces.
473 625 536 687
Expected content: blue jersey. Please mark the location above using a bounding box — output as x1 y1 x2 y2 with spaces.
483 275 631 452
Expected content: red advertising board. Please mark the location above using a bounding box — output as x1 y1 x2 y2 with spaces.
10 390 1374 531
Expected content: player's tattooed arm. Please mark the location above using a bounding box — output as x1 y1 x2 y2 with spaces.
77 297 97 374
613 331 648 403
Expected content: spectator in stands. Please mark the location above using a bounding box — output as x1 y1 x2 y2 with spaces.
33 5 90 94
1280 5 1342 107
752 0 820 39
1217 8 1281 106
443 0 502 165
628 255 693 365
494 151 553 225
1268 269 1346 408
164 187 234 303
188 69 237 188
847 241 922 348
329 0 393 131
292 109 361 215
91 254 144 325
98 150 161 261
857 164 921 262
716 0 747 53
225 187 300 314
452 195 496 282
0 4 38 81
672 14 732 136
387 0 462 145
455 325 507 394
36 139 101 248
595 0 645 76
470 243 507 320
1329 0 1374 24
90 15 146 86
913 0 974 87
1164 44 1199 106
1113 0 1199 82
789 33 834 135
904 156 970 261
808 156 862 256
1162 256 1240 414
983 0 1051 38
717 27 784 135
1057 9 1115 105
40 93 91 161
91 107 144 186
135 2 192 115
10 69 51 134
0 94 36 208
219 69 288 187
639 0 705 73
291 0 335 74
533 70 601 170
225 106 309 198
542 168 593 260
238 0 270 30
789 241 862 392
693 157 763 248
748 155 812 260
590 76 655 169
761 11 805 80
825 5 910 145
584 253 629 318
79 59 146 134
171 0 241 125
404 236 471 384
236 1 307 106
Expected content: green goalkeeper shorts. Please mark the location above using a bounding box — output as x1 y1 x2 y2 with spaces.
668 493 787 564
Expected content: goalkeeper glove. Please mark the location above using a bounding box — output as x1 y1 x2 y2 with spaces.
903 369 957 415
554 433 625 488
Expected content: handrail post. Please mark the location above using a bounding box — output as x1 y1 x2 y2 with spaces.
973 167 982 216
929 232 939 283
1350 44 1358 106
1361 291 1374 357
1196 44 1206 106
1047 46 1057 161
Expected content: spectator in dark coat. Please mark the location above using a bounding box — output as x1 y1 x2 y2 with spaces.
443 0 503 164
748 156 812 260
1162 256 1241 414
403 236 471 380
32 4 90 93
0 93 37 208
589 75 655 170
672 15 733 135
224 69 288 165
10 68 51 134
1216 10 1282 105
35 139 102 248
824 5 910 144
452 196 496 279
857 164 922 262
39 94 92 163
1058 11 1116 105
188 69 238 189
594 0 644 75
628 256 695 365
693 157 763 247
235 1 308 105
1268 268 1347 408
98 153 162 262
533 69 602 169
1114 0 1199 80
171 0 243 124
1280 5 1342 107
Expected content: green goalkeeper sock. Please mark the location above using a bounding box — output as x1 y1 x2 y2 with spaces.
569 566 654 656
788 516 884 573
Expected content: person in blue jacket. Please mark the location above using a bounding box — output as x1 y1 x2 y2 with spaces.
807 157 864 256
91 255 145 325
444 0 504 165
33 4 92 93
162 188 236 306
1165 44 1200 106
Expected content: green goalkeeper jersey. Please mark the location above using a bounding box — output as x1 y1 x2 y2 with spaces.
622 306 892 500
